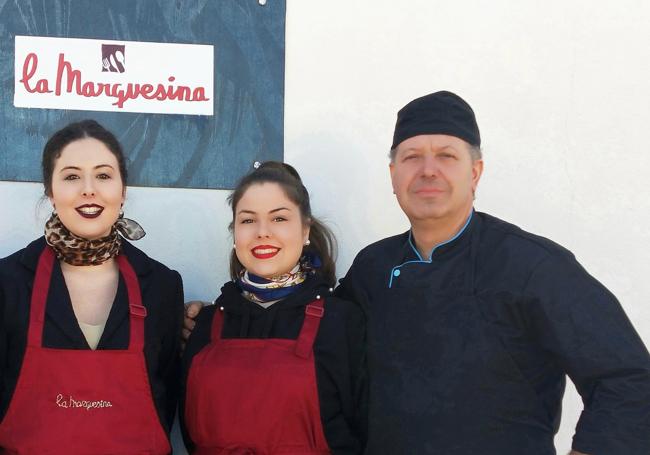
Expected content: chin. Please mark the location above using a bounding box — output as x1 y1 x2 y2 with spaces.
407 208 449 222
249 270 276 280
68 227 112 240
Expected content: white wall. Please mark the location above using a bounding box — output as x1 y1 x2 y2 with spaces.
2 1 649 453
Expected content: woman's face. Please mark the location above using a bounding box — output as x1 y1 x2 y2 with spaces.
49 137 125 240
234 182 310 279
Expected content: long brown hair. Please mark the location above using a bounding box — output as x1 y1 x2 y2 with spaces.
228 162 337 286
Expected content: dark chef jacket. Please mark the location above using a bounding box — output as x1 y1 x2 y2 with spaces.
337 210 650 455
0 237 184 434
181 275 367 454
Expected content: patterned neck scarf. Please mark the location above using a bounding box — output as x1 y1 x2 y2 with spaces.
44 212 145 266
236 253 323 304
238 264 307 304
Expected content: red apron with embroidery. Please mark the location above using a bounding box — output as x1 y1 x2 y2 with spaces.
185 298 331 455
0 246 170 455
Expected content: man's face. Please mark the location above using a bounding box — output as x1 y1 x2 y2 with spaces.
390 134 483 225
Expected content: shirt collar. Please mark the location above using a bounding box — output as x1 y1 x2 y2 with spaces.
407 209 475 262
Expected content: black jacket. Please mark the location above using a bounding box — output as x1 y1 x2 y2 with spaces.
181 275 367 454
337 211 650 455
0 237 184 434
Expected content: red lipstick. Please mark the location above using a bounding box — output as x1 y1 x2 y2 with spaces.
251 245 280 259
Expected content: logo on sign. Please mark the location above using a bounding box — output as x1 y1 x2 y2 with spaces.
14 36 214 115
101 44 125 73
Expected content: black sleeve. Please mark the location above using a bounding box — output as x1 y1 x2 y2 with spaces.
523 254 650 454
159 270 184 431
179 304 216 452
315 297 368 454
0 258 28 423
335 254 370 313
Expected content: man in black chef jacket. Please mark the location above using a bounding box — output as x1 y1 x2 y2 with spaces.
336 91 650 454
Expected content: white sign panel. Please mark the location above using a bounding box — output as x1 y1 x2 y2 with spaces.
14 36 214 116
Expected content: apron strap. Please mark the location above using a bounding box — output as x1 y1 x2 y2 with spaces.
27 246 56 348
115 253 146 353
294 298 325 359
27 247 145 352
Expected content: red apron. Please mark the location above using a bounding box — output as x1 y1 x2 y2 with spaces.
0 246 170 455
185 298 331 455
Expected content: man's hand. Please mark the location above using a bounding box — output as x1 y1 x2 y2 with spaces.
182 301 206 350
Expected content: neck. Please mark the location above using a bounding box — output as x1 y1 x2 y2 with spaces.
60 257 117 274
410 207 473 259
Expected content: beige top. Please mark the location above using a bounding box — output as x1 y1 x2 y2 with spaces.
77 321 106 350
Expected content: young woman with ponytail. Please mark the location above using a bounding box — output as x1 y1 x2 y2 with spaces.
181 162 366 454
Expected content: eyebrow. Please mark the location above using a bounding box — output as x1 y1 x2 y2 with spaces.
59 164 115 173
237 207 292 216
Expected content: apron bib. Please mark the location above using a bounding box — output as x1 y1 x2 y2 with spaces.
0 246 170 455
185 299 330 455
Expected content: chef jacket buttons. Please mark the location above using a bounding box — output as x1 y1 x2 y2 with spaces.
393 269 401 277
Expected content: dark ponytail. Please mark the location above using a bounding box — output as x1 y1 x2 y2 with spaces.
228 161 337 286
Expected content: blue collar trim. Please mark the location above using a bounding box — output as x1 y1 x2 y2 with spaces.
388 209 474 288
408 209 474 261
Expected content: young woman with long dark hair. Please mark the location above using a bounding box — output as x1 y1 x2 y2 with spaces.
182 162 366 454
0 120 183 454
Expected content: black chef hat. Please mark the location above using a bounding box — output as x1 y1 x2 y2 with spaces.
391 91 481 149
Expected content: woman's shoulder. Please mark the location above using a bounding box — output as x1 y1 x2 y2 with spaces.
298 276 365 320
0 237 46 278
314 290 366 357
322 293 365 324
120 241 181 282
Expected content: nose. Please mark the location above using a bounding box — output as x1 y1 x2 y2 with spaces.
421 154 438 178
81 177 96 197
256 220 271 238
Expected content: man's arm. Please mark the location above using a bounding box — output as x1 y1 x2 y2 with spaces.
524 253 650 455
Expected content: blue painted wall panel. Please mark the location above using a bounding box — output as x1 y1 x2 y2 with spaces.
0 0 285 189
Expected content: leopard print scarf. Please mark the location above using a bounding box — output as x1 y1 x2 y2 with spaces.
44 212 145 266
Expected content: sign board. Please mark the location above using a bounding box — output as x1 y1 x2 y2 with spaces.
0 1 285 189
15 36 214 115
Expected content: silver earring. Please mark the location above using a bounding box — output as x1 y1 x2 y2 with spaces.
233 243 236 249
304 239 310 246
